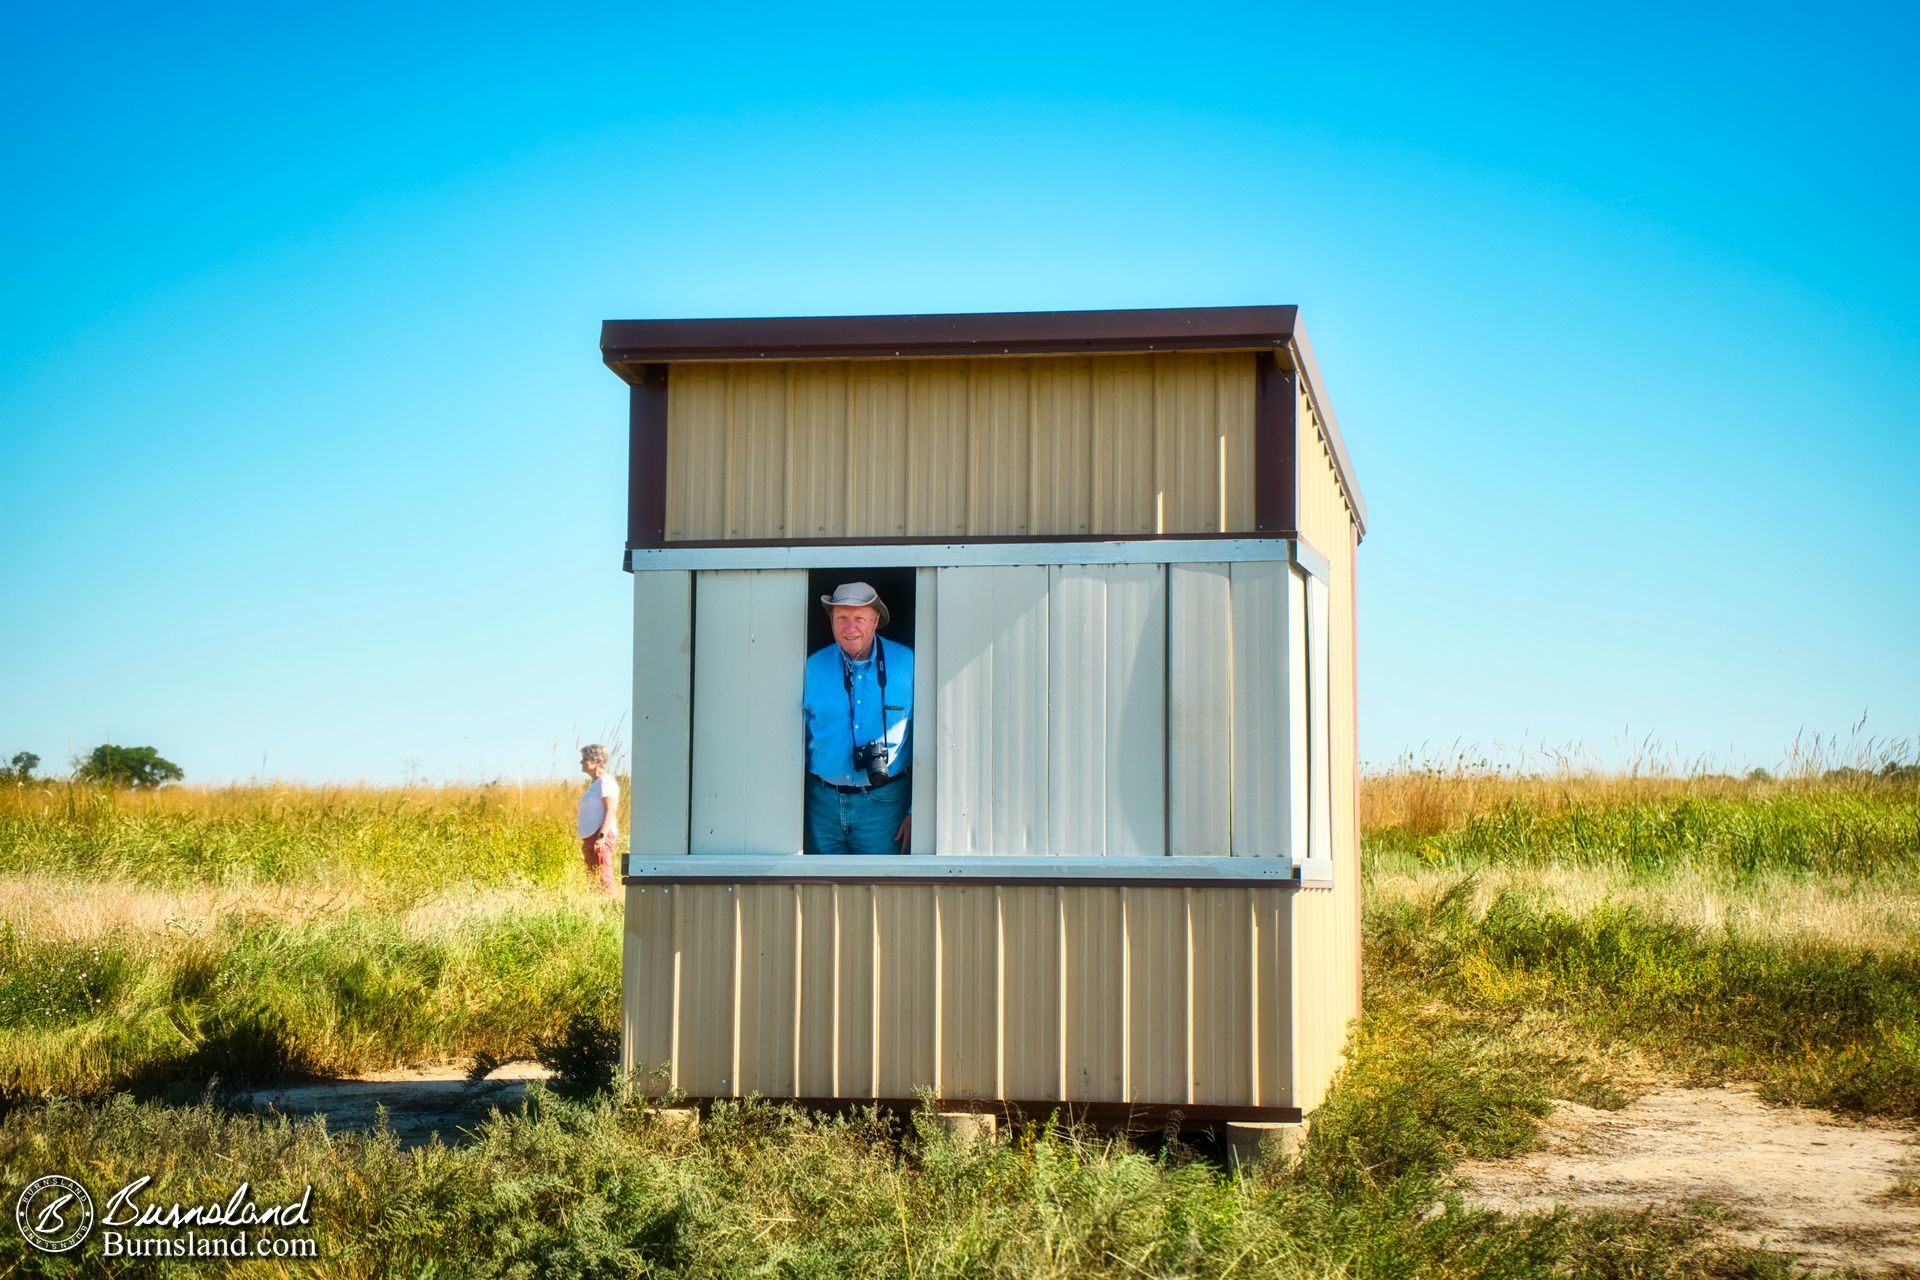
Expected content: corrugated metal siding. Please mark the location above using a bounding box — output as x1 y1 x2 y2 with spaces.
622 883 674 1094
1001 886 1062 1098
622 882 1298 1107
1290 387 1363 1113
665 354 1257 540
875 886 936 1095
937 886 998 1097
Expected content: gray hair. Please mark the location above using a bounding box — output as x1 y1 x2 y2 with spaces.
580 744 608 765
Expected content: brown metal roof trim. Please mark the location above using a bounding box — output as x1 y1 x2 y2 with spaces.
600 304 1299 367
600 305 1366 538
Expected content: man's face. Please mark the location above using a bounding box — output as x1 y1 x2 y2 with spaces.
831 605 881 658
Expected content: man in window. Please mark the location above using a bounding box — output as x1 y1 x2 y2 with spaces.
803 582 914 855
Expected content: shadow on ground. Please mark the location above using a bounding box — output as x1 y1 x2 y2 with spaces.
231 1062 555 1148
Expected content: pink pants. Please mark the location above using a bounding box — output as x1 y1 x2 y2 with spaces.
581 834 617 892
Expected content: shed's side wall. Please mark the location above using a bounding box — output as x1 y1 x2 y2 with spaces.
622 883 1295 1107
1289 381 1362 1112
663 354 1257 540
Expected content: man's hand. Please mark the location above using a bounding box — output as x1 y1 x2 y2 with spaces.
895 814 911 852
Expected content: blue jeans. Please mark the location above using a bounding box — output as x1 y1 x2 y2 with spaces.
805 774 911 855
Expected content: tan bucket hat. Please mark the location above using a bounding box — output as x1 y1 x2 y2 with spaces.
819 581 890 627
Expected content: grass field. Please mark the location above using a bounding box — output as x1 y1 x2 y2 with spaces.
2 765 1915 1277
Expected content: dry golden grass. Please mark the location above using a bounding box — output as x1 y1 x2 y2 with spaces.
1 778 583 819
2 872 617 947
1359 734 1917 837
1366 863 1920 953
1361 752 1919 952
1360 765 1907 839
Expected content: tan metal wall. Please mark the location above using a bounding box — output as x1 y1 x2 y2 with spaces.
1289 382 1363 1112
663 354 1257 540
623 882 1296 1107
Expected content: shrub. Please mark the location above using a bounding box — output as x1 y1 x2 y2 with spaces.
535 1012 621 1099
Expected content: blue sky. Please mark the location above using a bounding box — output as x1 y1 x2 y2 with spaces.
2 2 1915 783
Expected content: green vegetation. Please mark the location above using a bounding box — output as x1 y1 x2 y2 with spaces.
71 744 185 789
1363 765 1920 1120
1 768 1913 1276
1367 881 1920 1116
0 782 619 1102
1 1047 1781 1279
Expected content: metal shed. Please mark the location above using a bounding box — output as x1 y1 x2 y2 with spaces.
602 306 1365 1127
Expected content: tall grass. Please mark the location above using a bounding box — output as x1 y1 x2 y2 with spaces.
7 767 1900 1275
1361 756 1920 1118
1363 753 1919 878
0 779 605 897
1 781 624 1101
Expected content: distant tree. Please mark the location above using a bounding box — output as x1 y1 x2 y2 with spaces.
75 744 183 789
1 751 39 782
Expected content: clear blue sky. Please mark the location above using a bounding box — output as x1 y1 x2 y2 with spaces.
3 3 1915 783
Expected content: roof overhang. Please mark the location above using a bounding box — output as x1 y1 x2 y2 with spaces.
600 305 1366 536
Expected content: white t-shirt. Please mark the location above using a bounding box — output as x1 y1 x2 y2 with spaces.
578 775 620 839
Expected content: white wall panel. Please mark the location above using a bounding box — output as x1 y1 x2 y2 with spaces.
1046 567 1103 854
1287 568 1309 865
632 571 692 857
910 566 939 853
690 570 806 854
1047 565 1166 856
1168 564 1232 855
934 565 1049 854
1306 573 1332 869
1228 561 1296 858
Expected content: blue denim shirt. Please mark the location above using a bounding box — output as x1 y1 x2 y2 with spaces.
803 637 914 788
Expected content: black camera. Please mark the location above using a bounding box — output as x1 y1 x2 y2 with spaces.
853 740 891 787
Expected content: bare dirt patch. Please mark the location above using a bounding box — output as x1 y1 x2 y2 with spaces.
236 1061 554 1147
1456 1084 1920 1274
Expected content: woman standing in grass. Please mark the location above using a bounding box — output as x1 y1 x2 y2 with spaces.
577 744 619 894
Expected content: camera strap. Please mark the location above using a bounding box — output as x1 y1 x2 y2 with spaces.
842 637 888 771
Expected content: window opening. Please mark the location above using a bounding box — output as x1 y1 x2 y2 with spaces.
802 567 919 855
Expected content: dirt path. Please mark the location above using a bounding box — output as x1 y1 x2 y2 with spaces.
1455 1084 1920 1274
237 1062 554 1147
